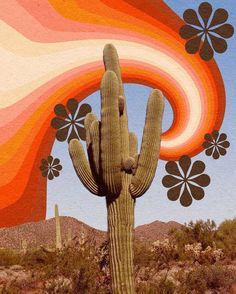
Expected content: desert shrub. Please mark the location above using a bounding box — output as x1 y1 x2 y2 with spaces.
22 247 58 269
45 276 73 294
0 249 22 266
0 284 20 294
184 242 224 264
151 239 178 269
216 218 236 259
136 277 175 294
19 242 110 292
169 219 217 260
97 240 109 270
177 265 236 293
134 241 155 268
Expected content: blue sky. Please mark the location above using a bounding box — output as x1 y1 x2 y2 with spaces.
47 1 236 230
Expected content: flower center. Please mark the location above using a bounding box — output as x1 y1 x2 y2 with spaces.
203 28 209 35
183 177 188 183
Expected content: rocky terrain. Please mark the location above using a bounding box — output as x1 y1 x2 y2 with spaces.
0 218 235 293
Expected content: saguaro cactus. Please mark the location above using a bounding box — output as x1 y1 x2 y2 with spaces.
69 44 164 294
55 203 62 250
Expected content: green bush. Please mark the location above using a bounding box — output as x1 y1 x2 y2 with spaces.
136 277 175 294
216 218 236 259
134 241 155 268
177 265 236 293
0 249 22 266
169 219 218 261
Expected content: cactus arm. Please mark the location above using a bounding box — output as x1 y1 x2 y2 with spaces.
69 139 105 196
90 120 101 176
84 112 97 147
103 44 124 95
129 132 138 175
129 132 138 157
84 113 100 178
130 90 164 198
103 44 130 163
100 70 122 195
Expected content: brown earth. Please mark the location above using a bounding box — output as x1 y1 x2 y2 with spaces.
0 217 182 249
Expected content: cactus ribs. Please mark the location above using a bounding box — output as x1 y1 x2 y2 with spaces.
69 44 164 294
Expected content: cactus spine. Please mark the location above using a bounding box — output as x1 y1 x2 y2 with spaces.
69 44 164 294
55 204 62 250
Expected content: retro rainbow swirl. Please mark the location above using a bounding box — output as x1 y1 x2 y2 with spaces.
0 0 225 226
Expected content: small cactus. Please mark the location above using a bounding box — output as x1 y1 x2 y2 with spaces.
55 204 62 250
69 44 164 293
20 239 27 254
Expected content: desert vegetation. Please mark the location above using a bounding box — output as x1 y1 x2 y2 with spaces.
0 218 235 293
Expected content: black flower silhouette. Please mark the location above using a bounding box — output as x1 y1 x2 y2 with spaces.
180 2 234 61
162 155 210 207
51 98 92 142
203 130 230 159
40 156 62 180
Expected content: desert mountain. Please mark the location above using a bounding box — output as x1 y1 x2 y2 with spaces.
0 217 182 249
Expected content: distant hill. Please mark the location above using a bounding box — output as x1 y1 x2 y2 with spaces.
135 220 182 242
0 217 182 249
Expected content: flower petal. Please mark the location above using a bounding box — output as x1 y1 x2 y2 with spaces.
51 117 70 130
56 126 69 142
183 9 203 27
167 184 183 201
67 126 79 143
188 182 205 200
200 37 214 61
53 164 63 171
205 146 214 156
209 34 227 53
180 185 192 207
52 158 60 166
165 161 182 177
210 24 234 39
217 133 227 143
190 174 210 187
180 25 202 39
52 170 60 177
213 148 220 159
188 161 205 178
185 35 203 54
75 104 92 120
40 165 48 171
204 133 212 141
209 9 228 28
212 130 219 141
202 141 213 149
41 170 48 177
67 98 78 117
77 118 85 126
179 155 191 177
75 125 86 141
48 170 54 180
218 146 227 156
54 104 68 118
198 2 212 27
41 159 48 166
162 175 182 188
218 141 230 149
47 156 53 165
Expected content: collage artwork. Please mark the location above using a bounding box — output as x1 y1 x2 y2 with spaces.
0 1 236 293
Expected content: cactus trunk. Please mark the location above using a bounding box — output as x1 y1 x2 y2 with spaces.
107 175 135 294
69 44 164 293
